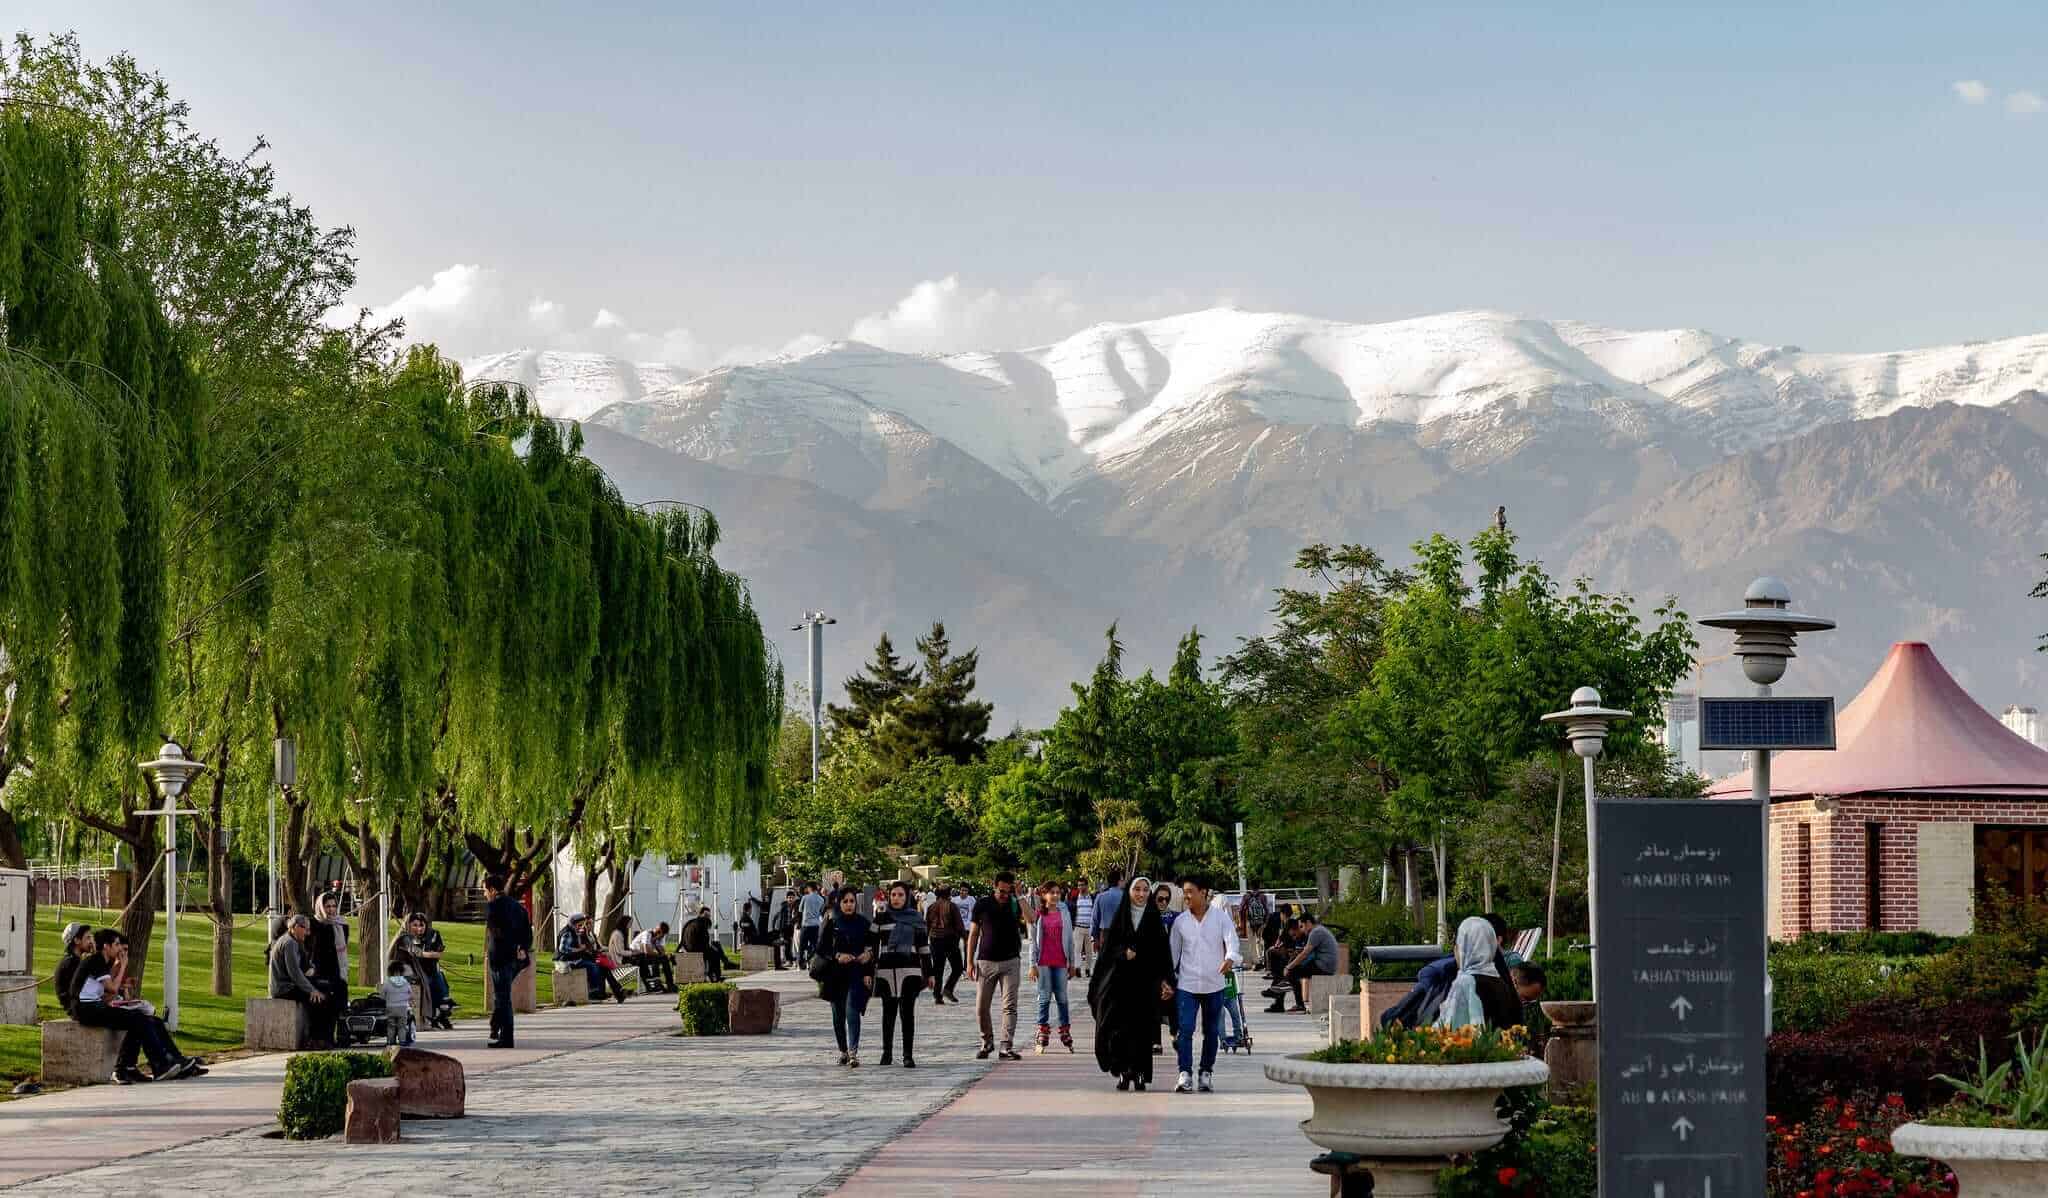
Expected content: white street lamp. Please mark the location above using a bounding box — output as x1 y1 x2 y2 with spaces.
137 740 204 1032
1541 687 1630 1003
791 611 836 791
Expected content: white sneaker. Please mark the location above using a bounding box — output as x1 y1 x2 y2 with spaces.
1198 1070 1214 1093
1175 1070 1193 1093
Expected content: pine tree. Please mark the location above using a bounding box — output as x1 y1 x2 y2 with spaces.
826 633 920 740
877 622 993 767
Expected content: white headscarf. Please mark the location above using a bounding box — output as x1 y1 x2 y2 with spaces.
1433 916 1502 1030
1128 877 1152 930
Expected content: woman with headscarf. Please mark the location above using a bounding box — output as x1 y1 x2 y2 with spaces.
870 879 930 1068
1150 885 1180 1051
1088 875 1172 1091
1433 916 1524 1032
820 886 875 1066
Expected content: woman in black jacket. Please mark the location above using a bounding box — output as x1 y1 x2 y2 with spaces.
869 880 930 1068
1088 876 1172 1092
819 887 874 1067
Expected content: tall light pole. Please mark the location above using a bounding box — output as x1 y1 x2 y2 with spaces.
1541 687 1630 1003
138 740 203 1032
1699 577 1835 941
791 611 836 789
270 737 295 939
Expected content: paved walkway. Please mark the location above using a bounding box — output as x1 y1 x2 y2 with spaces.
2 969 1333 1196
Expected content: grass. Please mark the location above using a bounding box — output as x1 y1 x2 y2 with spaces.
2 905 555 1086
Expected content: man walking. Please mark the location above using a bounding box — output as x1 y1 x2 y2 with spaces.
1072 881 1095 978
1091 868 1125 953
1167 874 1241 1094
925 885 966 1004
483 874 532 1049
966 872 1026 1060
797 882 826 968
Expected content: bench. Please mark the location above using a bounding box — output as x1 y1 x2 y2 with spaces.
740 944 778 973
40 1019 124 1085
552 964 591 1006
483 965 538 1015
245 997 313 1051
1303 972 1356 1017
673 953 709 984
1327 994 1362 1044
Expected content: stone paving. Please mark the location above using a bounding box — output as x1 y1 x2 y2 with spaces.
3 968 1334 1197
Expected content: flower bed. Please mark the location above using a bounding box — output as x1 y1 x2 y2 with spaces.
1766 1092 1957 1197
1310 1022 1527 1067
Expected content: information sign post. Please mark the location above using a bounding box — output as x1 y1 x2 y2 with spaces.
1596 797 1768 1198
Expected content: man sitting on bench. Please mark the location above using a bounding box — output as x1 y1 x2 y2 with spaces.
679 909 726 982
75 928 203 1081
271 915 338 1048
557 913 627 1003
1268 911 1339 1014
628 921 678 993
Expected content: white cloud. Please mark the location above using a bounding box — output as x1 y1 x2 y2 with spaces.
2008 89 2045 115
371 264 714 369
1953 79 1990 105
848 275 1125 354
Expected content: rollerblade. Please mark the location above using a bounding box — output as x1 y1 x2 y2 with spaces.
1035 1023 1050 1054
1059 1025 1074 1053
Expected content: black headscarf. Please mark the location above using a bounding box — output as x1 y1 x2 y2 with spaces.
1089 880 1171 1080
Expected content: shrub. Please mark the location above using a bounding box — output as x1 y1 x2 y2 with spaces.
1772 930 1958 958
1529 951 1592 1003
1766 1091 1956 1197
1322 898 1425 973
676 982 735 1035
1927 1030 2048 1130
1439 1088 1595 1198
2011 965 2048 1034
1767 997 2014 1121
277 1051 393 1140
1770 953 1914 1034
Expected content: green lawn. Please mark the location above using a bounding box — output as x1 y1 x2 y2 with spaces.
2 906 555 1085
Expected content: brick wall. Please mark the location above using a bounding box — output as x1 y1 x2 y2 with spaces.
1765 795 2048 937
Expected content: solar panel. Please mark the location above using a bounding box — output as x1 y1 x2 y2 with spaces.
1698 696 1837 751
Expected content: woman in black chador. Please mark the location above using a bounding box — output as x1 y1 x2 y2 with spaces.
1088 875 1172 1091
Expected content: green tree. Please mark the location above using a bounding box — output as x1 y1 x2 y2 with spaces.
826 633 919 740
876 621 993 768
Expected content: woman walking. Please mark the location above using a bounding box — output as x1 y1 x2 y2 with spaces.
1088 875 1171 1091
1151 885 1180 1051
820 887 874 1066
1029 881 1075 1054
871 880 930 1068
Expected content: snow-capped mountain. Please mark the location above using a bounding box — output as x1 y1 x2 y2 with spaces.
466 308 2048 498
464 309 2048 724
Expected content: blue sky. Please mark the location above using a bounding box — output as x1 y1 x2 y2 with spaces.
13 2 2048 362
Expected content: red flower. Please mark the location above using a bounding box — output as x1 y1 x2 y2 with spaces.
1885 1094 1906 1109
1496 1166 1518 1187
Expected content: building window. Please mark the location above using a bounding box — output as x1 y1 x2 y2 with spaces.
1865 823 1884 929
1973 825 2048 911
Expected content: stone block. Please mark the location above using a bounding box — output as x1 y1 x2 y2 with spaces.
1361 979 1415 1027
388 1046 465 1118
553 965 590 1006
1303 972 1355 1016
740 944 777 973
674 953 708 984
343 1077 401 1144
729 987 780 1034
40 1019 123 1085
244 997 311 1052
1327 993 1362 1044
1333 943 1352 979
482 965 537 1015
0 980 36 1026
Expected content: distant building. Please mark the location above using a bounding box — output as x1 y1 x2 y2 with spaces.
2004 705 2042 747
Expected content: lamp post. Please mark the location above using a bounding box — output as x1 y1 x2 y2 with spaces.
1698 577 1835 941
270 737 295 940
1541 687 1631 1002
137 740 203 1032
791 611 836 789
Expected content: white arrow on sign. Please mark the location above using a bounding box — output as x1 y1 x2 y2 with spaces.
1671 1115 1695 1142
1669 994 1693 1021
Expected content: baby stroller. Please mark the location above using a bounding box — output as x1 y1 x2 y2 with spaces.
335 976 418 1048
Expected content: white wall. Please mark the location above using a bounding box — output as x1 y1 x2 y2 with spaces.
550 849 762 945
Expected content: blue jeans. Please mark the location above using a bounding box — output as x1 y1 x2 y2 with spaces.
1035 964 1070 1027
1175 988 1226 1075
489 961 524 1043
832 974 869 1053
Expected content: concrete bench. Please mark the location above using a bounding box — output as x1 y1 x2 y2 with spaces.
1328 994 1363 1044
552 964 590 1006
1303 972 1356 1018
740 944 778 973
729 988 780 1034
1361 979 1414 1027
483 965 537 1015
0 979 35 1025
40 1019 124 1085
244 997 312 1051
674 953 709 984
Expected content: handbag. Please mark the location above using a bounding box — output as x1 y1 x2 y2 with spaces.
808 951 834 985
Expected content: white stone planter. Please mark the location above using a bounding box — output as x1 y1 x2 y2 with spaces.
1893 1121 2048 1197
1264 1054 1550 1197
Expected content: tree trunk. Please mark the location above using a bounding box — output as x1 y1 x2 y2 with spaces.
600 854 635 944
118 813 164 993
280 789 321 918
0 800 25 871
1481 871 1493 912
1545 753 1566 959
1431 832 1449 946
202 773 235 996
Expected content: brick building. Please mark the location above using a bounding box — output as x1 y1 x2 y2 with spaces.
1706 642 2048 939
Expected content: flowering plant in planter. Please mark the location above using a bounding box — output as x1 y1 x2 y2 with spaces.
1765 1093 1956 1198
1309 1022 1528 1067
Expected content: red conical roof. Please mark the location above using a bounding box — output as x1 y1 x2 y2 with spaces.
1707 642 2048 799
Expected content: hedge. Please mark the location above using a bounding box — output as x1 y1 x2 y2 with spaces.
278 1051 394 1140
1768 952 1914 1033
1765 996 2013 1120
677 983 735 1036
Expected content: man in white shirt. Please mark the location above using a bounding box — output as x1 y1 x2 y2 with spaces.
1166 874 1241 1094
628 922 677 993
1073 887 1095 978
